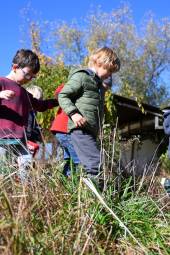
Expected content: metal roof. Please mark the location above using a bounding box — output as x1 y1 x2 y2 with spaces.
113 94 163 126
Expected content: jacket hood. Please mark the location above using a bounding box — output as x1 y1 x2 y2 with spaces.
68 67 98 79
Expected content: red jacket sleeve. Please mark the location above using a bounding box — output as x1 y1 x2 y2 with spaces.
55 84 64 97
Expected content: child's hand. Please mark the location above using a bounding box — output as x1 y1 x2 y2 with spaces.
0 90 15 100
71 113 87 127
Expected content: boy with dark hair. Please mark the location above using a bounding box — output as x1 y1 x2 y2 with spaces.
0 49 58 182
58 47 120 181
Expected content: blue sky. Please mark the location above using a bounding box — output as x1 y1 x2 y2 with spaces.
0 0 169 76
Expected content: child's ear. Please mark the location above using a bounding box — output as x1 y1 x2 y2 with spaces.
12 64 19 71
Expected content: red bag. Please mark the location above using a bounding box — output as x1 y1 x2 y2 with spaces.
27 140 40 157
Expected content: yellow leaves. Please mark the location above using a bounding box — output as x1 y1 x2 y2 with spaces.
105 90 114 114
39 54 53 66
121 82 145 114
135 97 145 114
30 22 41 54
104 90 117 126
122 82 134 98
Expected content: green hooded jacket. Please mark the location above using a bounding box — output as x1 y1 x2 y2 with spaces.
58 68 103 137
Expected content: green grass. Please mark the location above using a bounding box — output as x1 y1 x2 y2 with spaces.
0 161 169 255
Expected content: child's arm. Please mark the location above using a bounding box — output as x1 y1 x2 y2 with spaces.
28 92 58 112
0 90 15 100
58 73 87 127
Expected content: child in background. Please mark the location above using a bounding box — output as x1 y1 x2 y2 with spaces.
0 49 58 182
58 47 120 182
50 84 80 177
26 85 43 157
161 108 170 194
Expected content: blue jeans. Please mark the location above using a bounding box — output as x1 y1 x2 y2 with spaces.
55 133 80 176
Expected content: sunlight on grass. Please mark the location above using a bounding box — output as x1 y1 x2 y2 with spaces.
0 157 169 254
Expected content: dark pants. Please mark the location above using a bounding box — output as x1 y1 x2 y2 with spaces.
70 129 102 175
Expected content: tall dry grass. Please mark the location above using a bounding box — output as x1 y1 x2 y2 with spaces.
0 128 170 254
0 157 169 254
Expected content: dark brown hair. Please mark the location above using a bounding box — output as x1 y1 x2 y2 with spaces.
12 49 40 74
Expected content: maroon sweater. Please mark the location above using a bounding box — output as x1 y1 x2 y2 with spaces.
0 77 58 139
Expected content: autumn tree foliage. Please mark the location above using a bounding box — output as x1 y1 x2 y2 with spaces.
52 6 170 106
22 4 170 127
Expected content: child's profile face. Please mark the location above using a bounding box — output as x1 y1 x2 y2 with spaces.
95 65 112 80
13 65 37 85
